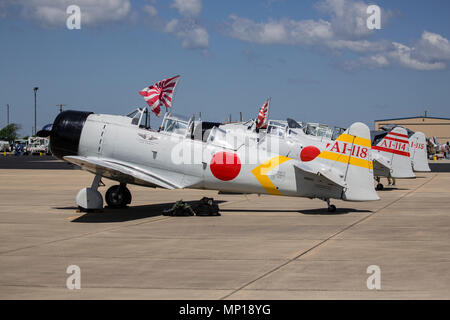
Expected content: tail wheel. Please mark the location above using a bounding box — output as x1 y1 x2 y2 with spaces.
376 183 384 191
327 205 336 213
105 185 132 208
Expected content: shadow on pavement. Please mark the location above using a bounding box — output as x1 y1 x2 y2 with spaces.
221 208 372 215
378 187 409 191
61 200 226 223
298 208 372 215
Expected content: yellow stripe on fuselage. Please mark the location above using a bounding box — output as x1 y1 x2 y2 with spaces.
317 151 373 170
251 156 291 196
336 134 371 148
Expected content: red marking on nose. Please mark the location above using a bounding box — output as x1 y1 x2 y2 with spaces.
300 146 321 162
210 151 241 181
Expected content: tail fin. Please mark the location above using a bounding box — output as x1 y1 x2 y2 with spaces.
316 122 379 201
409 132 431 172
372 127 415 178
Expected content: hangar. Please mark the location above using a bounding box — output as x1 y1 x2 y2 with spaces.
374 115 450 144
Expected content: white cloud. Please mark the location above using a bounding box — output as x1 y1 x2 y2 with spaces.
227 15 333 46
170 0 202 17
225 0 391 53
327 39 391 52
165 0 209 52
388 42 446 71
342 37 450 71
226 0 450 71
413 31 450 63
165 18 209 50
143 4 158 17
227 14 388 53
11 0 131 26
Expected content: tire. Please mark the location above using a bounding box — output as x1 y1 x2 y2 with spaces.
376 183 384 191
327 205 336 213
105 185 132 208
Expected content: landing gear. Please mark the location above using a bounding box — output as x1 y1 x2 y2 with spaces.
325 199 337 213
105 183 132 208
76 174 104 210
375 176 384 191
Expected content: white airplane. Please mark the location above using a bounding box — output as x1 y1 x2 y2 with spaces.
376 125 431 173
224 116 416 191
41 105 380 212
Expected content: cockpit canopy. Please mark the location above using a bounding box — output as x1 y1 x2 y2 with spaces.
161 113 191 135
126 108 192 135
267 120 288 137
127 108 151 128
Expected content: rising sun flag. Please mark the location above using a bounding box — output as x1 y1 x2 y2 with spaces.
256 98 270 129
138 75 180 117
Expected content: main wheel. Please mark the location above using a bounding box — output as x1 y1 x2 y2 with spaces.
376 183 384 191
105 185 132 208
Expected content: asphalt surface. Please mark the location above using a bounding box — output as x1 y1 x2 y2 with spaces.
429 162 450 172
0 155 76 170
0 169 449 299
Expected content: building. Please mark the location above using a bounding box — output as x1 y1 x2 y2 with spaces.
374 116 450 144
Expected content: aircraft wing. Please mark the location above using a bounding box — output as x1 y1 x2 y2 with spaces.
63 156 194 189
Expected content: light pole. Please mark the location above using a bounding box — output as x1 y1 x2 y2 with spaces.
7 104 9 125
57 104 66 113
34 87 39 135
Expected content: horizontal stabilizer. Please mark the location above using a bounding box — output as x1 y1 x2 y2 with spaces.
294 163 347 189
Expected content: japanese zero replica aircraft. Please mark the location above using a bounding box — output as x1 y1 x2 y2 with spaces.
221 104 413 192
40 76 379 212
375 125 431 173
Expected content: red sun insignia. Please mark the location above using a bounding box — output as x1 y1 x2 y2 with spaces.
210 151 241 181
300 145 321 162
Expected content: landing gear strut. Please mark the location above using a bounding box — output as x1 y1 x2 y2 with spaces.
105 183 132 208
375 176 384 191
325 199 336 213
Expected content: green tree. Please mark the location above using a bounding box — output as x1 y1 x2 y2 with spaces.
0 123 21 141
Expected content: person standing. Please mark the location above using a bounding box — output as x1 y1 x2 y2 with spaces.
14 142 20 156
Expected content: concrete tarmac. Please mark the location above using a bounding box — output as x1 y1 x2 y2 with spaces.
0 169 449 299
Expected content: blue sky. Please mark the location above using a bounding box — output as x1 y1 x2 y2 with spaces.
1 0 450 136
